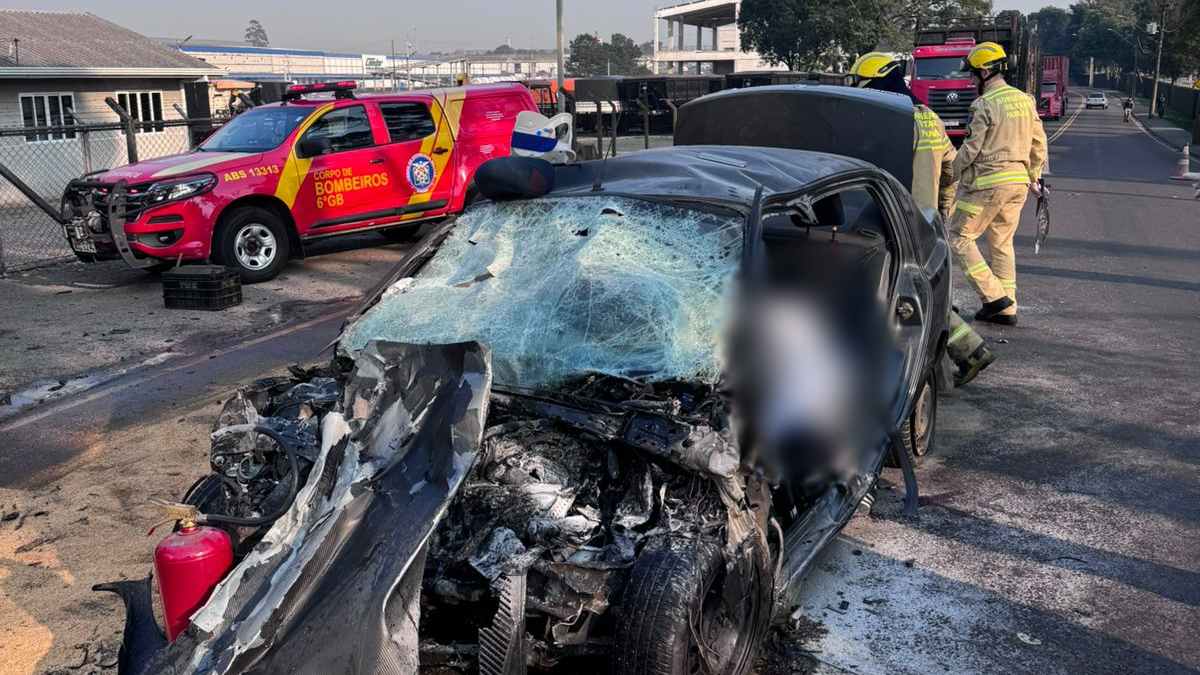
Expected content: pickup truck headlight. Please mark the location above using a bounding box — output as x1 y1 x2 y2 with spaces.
146 174 216 206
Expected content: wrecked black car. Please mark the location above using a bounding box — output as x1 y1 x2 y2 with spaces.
98 87 950 675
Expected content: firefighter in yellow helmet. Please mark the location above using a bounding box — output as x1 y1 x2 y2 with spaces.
851 52 996 386
949 41 1048 326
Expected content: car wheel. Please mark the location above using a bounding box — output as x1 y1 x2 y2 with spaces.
214 206 289 283
611 538 772 675
895 369 938 467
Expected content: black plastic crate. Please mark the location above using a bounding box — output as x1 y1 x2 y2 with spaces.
162 265 242 311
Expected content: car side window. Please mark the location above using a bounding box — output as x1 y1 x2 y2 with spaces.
297 105 373 157
833 187 886 236
380 102 436 143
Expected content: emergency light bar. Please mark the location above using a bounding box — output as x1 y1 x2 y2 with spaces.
283 81 358 101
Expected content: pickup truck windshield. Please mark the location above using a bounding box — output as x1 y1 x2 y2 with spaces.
914 57 970 80
342 197 743 390
199 107 313 153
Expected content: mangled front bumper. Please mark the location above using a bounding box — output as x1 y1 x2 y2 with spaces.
61 179 167 269
125 341 493 674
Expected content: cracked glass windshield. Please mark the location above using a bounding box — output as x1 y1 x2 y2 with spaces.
343 197 743 389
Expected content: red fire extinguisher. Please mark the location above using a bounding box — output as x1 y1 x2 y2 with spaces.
153 507 233 641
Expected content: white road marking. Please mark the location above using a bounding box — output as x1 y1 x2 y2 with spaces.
1048 100 1085 145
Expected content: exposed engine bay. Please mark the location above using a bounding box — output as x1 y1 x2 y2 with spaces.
106 341 775 674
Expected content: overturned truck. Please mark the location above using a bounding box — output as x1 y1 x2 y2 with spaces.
98 87 946 675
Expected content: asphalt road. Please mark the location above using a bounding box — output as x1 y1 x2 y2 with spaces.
1 98 1197 673
794 100 1200 673
0 307 350 487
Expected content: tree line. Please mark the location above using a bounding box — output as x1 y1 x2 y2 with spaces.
1031 0 1200 87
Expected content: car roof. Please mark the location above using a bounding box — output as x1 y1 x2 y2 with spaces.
542 145 871 207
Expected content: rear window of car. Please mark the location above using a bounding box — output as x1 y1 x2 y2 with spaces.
380 102 436 142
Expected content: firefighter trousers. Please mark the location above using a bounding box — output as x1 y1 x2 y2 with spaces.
949 184 1028 315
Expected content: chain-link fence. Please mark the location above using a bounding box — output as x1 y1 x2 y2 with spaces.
0 116 218 275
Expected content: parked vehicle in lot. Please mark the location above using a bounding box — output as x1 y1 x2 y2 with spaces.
1085 91 1109 109
98 87 948 675
61 81 538 282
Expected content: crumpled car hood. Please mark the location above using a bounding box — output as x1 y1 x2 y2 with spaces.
132 341 492 675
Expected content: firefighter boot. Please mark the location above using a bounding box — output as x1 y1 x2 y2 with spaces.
975 297 1017 325
947 310 995 387
954 344 997 387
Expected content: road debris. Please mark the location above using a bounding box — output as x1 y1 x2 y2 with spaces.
1017 632 1044 646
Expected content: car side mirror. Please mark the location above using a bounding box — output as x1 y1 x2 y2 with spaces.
298 135 331 158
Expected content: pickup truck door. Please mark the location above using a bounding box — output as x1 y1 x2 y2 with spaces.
377 97 458 224
290 104 394 235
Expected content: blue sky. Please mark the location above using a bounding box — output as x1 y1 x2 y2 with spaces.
13 0 1073 52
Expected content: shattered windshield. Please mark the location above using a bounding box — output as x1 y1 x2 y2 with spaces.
342 196 743 389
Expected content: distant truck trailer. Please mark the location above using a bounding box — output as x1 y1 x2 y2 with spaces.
1039 55 1070 120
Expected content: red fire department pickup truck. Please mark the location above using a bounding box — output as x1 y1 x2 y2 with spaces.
61 81 538 282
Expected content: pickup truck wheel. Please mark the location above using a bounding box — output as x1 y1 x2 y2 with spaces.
215 207 289 283
611 538 771 675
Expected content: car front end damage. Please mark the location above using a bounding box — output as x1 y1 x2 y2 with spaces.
102 341 771 674
101 194 776 674
61 174 219 268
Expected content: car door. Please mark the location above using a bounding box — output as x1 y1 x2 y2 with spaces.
290 104 392 235
796 176 934 429
858 178 936 428
377 98 457 222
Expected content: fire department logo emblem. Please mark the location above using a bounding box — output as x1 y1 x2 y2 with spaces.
946 92 960 104
406 154 436 193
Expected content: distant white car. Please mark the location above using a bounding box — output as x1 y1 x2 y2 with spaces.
1085 92 1109 109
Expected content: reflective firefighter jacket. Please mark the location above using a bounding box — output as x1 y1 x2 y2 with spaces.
912 104 957 217
951 79 1048 191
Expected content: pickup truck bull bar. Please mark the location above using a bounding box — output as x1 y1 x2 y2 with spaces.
61 177 155 270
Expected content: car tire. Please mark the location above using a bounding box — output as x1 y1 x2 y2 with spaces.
888 368 938 468
611 538 772 675
214 206 290 283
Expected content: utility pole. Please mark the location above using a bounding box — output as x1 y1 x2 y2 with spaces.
1150 3 1169 117
556 0 565 113
391 39 397 92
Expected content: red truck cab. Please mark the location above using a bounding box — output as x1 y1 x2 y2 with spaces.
62 81 538 282
910 38 978 140
1038 55 1069 120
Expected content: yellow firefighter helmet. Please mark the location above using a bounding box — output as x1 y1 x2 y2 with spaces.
850 52 904 86
965 42 1008 73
